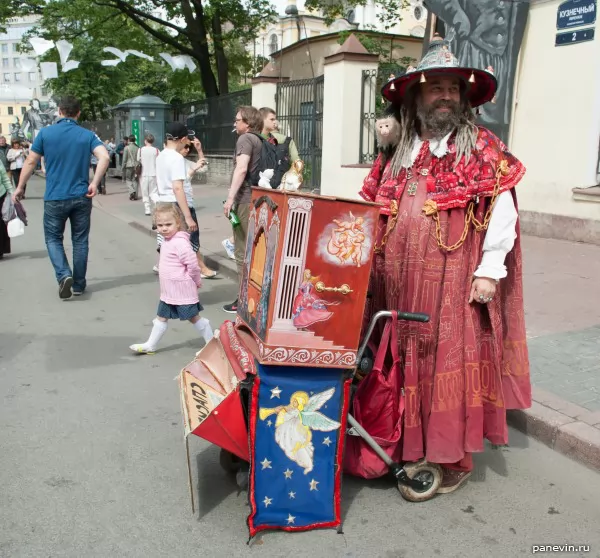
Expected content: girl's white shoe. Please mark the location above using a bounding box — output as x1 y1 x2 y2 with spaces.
129 344 156 354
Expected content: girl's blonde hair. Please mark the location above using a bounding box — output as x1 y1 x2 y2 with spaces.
154 202 184 230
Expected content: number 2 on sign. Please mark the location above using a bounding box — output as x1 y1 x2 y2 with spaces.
573 32 577 41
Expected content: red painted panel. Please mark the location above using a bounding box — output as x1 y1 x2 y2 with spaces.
240 187 380 365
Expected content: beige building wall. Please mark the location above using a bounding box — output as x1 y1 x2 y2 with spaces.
510 0 600 221
320 52 379 200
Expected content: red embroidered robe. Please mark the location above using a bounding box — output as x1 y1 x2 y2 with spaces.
359 127 531 465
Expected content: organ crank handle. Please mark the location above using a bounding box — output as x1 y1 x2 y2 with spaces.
315 281 353 295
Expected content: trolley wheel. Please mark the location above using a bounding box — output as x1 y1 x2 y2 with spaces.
219 449 242 474
397 461 443 502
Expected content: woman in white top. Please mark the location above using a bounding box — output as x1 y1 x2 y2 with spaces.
137 134 160 215
7 139 28 196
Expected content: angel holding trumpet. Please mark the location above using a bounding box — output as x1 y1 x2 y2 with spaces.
259 388 341 475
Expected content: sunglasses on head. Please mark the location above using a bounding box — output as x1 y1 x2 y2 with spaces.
166 129 195 141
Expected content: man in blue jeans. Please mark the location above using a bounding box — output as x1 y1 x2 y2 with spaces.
13 96 109 299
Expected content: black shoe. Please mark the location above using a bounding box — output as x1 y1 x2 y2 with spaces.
222 299 238 313
73 289 85 297
59 276 73 300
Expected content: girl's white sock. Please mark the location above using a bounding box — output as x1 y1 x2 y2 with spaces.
144 319 168 350
193 318 213 343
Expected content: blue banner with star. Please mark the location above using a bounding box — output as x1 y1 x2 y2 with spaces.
247 364 350 538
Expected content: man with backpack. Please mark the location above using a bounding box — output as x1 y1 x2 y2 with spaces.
259 107 299 173
222 106 264 313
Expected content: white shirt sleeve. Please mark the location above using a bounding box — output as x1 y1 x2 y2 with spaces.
473 190 518 281
171 153 187 183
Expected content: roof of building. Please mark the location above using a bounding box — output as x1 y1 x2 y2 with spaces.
270 28 423 59
113 95 170 109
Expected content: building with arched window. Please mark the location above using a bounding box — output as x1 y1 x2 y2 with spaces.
268 34 279 55
251 0 427 61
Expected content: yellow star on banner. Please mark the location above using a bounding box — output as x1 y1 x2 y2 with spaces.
309 479 319 491
261 458 272 470
287 514 296 524
323 437 332 446
270 386 282 399
284 469 293 479
289 491 296 499
263 496 272 507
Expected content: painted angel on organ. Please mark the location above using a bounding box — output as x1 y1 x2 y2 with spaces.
259 388 341 475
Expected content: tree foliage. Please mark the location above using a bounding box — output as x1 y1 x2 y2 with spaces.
5 0 276 99
3 0 414 107
8 2 207 119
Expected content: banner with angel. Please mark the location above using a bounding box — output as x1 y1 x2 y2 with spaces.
248 364 351 538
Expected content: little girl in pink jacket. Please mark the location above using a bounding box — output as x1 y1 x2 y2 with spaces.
130 203 212 353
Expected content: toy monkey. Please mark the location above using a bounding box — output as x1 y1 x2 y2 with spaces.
375 115 401 163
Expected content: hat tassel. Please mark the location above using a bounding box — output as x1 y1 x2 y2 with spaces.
469 72 475 84
420 72 427 83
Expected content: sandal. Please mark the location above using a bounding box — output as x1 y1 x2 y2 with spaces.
201 270 218 279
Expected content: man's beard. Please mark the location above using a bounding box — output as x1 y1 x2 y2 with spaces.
416 99 462 139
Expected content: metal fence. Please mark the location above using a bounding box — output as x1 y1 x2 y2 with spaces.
176 89 252 155
359 66 406 164
275 76 324 191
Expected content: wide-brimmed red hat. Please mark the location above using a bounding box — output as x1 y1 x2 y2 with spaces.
382 34 497 108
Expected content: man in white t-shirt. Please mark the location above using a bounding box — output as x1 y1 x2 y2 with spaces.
137 133 159 215
155 122 197 234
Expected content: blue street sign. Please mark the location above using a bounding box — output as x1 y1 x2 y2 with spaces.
555 27 595 45
557 0 596 29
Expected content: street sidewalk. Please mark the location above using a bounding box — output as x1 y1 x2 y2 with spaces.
92 176 600 472
93 176 238 281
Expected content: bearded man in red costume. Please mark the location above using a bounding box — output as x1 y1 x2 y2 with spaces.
359 34 531 494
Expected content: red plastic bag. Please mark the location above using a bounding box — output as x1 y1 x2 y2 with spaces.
344 312 404 479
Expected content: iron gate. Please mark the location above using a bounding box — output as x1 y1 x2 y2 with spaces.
359 66 406 164
275 76 324 192
176 89 252 154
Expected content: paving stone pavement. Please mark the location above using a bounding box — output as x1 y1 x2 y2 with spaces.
528 326 600 411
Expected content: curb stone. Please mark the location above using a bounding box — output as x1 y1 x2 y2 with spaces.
508 388 600 472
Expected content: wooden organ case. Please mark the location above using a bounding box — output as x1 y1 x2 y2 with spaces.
236 188 380 368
